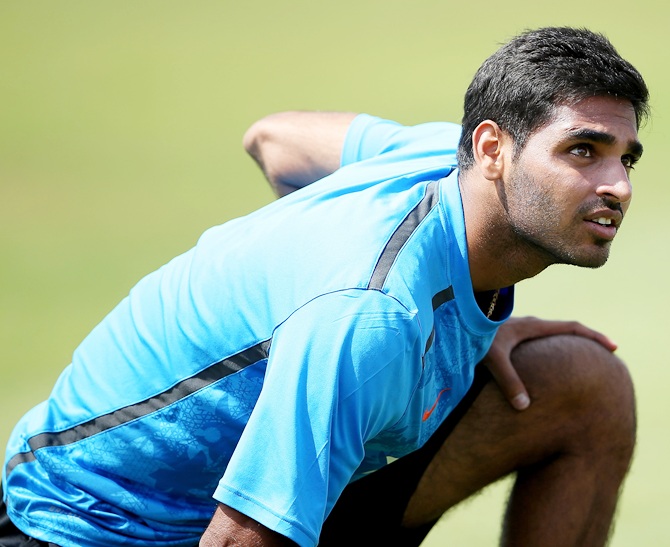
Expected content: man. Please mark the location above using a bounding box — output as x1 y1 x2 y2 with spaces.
1 26 648 547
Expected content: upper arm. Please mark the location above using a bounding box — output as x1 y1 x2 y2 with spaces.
243 111 461 199
340 116 462 167
212 290 421 545
243 111 357 197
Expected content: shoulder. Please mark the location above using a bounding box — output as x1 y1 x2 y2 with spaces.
273 289 422 370
279 288 419 336
341 114 461 167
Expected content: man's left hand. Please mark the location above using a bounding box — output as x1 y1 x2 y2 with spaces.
483 316 618 410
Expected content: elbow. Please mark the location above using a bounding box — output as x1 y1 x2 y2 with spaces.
242 118 270 161
243 112 296 159
242 114 288 178
242 114 298 197
242 117 279 184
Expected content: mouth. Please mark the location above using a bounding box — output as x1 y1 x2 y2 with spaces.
585 215 620 241
585 208 623 229
592 217 613 227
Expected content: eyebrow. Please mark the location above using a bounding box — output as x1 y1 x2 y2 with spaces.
567 128 644 158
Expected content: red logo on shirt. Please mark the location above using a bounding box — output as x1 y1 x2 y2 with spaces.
422 388 451 421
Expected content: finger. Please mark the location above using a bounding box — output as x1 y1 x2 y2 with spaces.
553 321 618 352
483 352 530 411
520 319 618 352
569 323 618 352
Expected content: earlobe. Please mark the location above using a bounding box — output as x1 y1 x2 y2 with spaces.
472 120 506 180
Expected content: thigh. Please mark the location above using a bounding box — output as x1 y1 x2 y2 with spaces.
318 365 492 547
402 334 635 528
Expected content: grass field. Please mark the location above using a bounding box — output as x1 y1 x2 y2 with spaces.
1 2 669 544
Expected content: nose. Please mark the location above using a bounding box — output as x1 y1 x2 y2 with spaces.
596 161 633 205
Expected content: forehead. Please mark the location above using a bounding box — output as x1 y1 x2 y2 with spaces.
533 96 639 144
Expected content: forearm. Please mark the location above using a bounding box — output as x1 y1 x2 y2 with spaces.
200 504 296 547
243 111 357 197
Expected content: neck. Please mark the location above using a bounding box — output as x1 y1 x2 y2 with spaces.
458 171 552 292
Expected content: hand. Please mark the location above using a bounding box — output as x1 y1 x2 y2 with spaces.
200 504 295 546
482 316 618 411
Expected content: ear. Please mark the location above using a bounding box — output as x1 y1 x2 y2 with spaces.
471 120 508 181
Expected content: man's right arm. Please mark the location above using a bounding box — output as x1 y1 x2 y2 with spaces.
243 111 358 197
200 504 296 546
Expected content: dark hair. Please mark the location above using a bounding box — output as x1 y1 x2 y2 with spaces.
457 27 650 170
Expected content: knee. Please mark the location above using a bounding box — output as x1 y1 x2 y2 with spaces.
512 334 636 463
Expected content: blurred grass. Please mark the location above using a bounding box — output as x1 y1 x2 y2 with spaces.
1 1 668 545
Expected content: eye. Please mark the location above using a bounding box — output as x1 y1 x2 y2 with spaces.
569 144 593 158
621 155 638 170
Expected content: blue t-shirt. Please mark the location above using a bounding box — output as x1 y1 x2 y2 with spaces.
3 114 513 547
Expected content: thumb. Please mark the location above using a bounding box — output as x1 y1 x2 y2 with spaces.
483 352 530 411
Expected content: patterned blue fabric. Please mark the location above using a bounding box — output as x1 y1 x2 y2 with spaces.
3 114 513 547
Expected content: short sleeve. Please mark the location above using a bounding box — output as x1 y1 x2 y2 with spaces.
213 289 422 546
341 114 462 168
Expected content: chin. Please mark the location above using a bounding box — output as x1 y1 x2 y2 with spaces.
565 249 611 269
551 242 612 269
575 256 609 269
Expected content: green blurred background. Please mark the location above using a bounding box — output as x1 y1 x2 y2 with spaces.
1 1 668 544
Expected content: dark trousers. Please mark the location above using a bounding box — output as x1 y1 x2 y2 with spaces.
319 365 491 546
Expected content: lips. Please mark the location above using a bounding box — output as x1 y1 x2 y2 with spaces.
593 217 613 226
583 217 620 242
584 209 622 229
